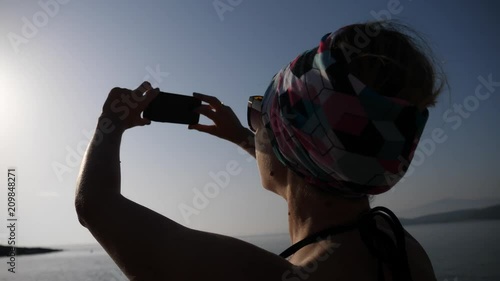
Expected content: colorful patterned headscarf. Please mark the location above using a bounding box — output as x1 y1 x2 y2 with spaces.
261 31 429 198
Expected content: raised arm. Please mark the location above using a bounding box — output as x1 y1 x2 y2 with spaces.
75 82 292 281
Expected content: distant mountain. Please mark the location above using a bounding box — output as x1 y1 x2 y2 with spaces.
398 198 500 218
400 204 500 225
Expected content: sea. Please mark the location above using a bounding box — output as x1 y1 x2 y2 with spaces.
0 220 498 281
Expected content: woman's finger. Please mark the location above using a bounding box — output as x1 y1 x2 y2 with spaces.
132 81 153 101
193 92 223 110
137 81 153 92
194 105 217 121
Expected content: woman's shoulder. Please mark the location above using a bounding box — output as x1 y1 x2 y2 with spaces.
376 218 437 281
403 229 438 281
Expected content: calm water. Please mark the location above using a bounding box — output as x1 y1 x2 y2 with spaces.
1 220 498 280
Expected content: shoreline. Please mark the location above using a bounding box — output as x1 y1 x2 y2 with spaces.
0 245 63 257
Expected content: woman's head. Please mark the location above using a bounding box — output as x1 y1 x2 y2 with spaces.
331 20 446 110
252 20 448 199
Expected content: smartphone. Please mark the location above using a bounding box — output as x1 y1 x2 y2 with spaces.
143 91 201 125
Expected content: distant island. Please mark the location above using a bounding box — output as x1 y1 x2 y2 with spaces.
400 204 500 225
0 245 62 257
397 197 500 218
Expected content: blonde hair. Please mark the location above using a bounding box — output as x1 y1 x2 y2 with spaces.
332 19 449 110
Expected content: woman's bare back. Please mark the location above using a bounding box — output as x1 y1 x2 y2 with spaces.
286 223 436 281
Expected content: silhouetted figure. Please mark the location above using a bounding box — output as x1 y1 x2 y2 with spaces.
76 20 446 280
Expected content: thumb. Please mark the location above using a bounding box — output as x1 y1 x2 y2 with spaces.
138 88 160 111
136 118 152 127
188 124 217 135
188 124 204 131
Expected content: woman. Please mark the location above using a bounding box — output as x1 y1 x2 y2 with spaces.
76 20 446 280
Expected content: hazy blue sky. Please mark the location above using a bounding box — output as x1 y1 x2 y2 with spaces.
0 0 499 246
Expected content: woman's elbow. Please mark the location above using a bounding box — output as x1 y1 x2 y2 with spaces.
75 193 91 227
74 191 112 228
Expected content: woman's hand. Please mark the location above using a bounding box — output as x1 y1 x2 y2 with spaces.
100 81 159 132
189 93 254 144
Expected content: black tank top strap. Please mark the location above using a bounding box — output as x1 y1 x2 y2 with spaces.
278 221 359 259
278 206 413 281
359 206 413 281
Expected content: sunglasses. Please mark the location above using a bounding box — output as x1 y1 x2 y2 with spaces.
247 95 263 132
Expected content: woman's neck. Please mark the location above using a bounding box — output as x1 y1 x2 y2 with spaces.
284 182 370 245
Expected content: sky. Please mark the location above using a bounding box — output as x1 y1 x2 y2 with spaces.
0 0 499 247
